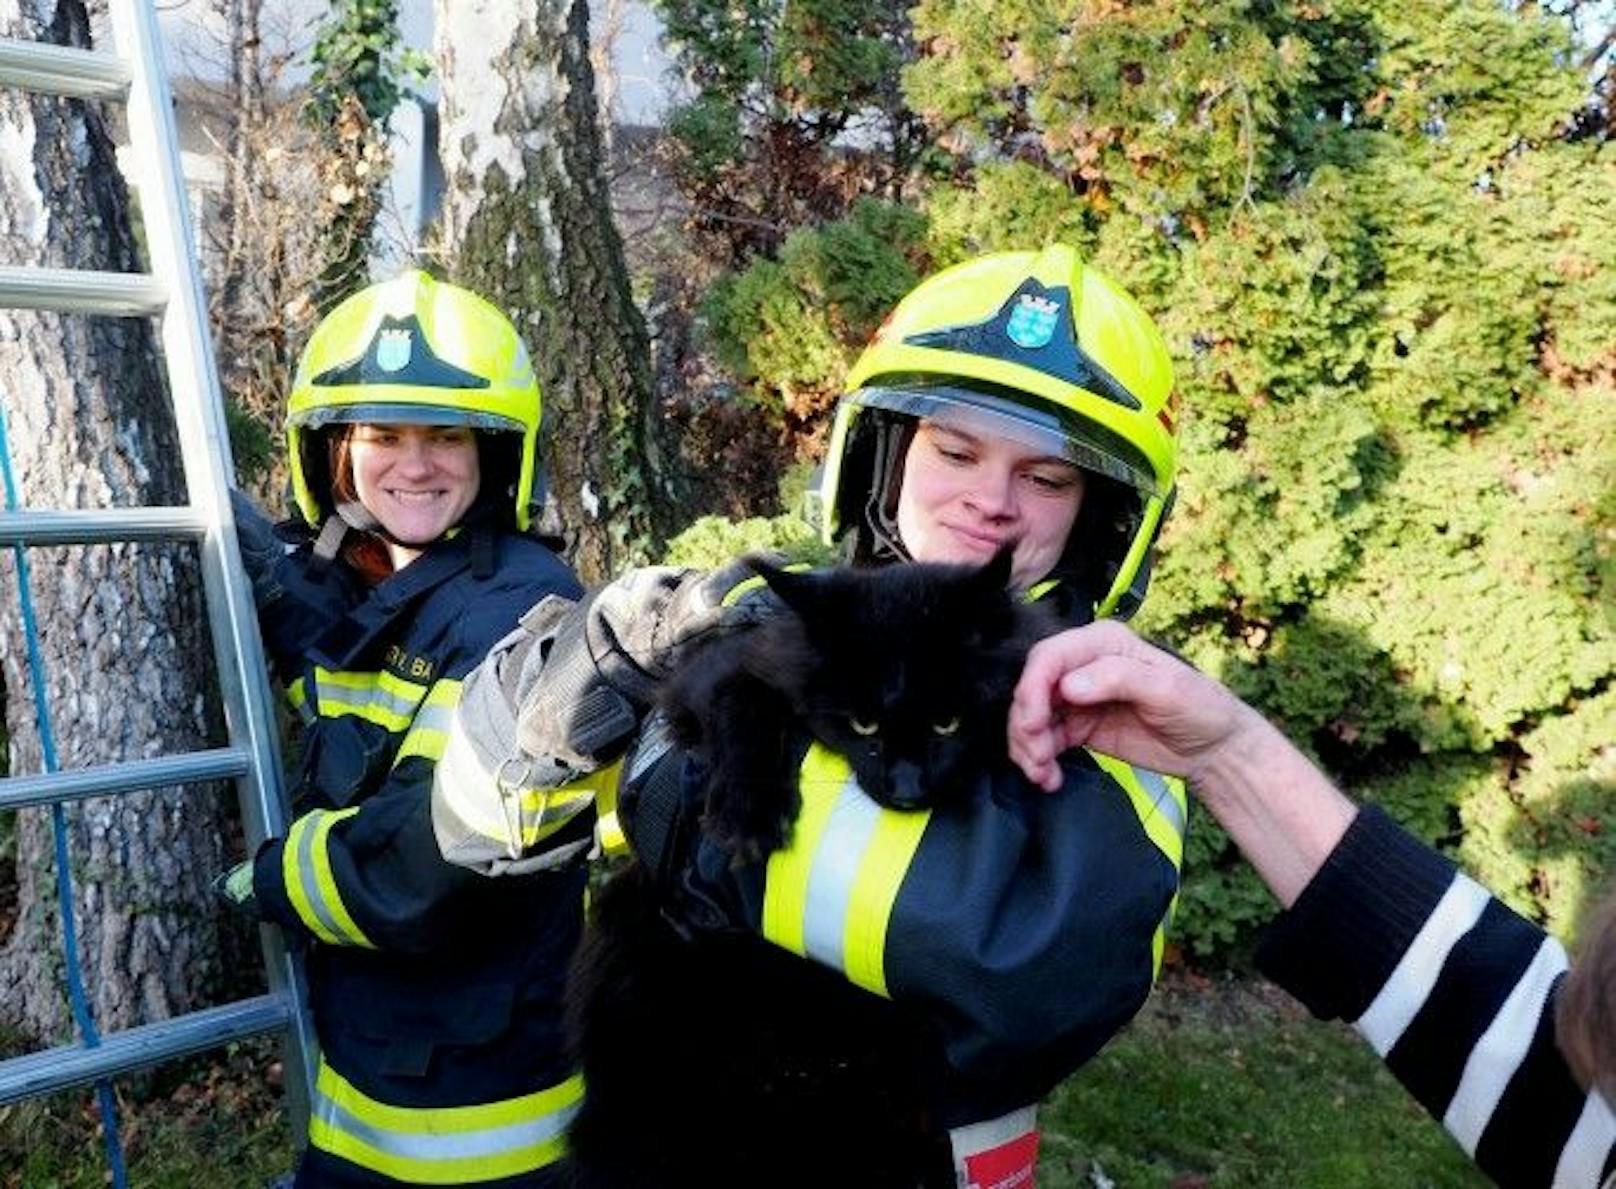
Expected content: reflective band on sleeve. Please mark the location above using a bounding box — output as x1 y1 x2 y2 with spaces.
282 808 375 949
433 714 610 865
762 745 930 998
314 667 429 734
1087 753 1186 977
286 677 317 724
309 1058 581 1184
393 679 462 767
1088 752 1186 870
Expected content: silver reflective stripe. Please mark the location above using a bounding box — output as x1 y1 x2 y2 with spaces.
313 1086 580 1163
411 701 453 735
1134 767 1186 842
294 816 349 942
319 680 419 719
801 775 880 972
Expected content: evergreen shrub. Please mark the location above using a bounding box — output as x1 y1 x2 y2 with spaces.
671 0 1616 957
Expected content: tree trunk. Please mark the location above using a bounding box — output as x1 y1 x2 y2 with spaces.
434 0 674 581
219 0 264 320
0 0 242 1046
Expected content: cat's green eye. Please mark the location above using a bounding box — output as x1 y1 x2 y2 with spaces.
850 717 879 736
932 717 960 737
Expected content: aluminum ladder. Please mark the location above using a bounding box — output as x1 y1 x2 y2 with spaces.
0 0 315 1152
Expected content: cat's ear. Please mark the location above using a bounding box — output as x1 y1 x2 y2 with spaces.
747 555 822 616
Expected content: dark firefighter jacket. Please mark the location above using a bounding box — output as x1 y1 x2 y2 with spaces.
249 527 587 1187
621 717 1185 1128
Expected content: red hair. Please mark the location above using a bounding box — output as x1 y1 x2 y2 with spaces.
327 427 395 585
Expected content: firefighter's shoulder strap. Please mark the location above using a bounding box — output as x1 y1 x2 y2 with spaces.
617 712 693 892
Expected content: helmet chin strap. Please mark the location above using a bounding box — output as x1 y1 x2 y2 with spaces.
862 416 914 565
311 499 400 566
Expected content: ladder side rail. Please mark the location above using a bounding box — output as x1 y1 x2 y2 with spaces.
0 995 292 1106
0 748 249 811
109 0 316 1127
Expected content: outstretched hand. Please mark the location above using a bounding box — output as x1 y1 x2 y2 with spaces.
1008 620 1253 792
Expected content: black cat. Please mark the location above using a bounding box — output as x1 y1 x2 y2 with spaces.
562 548 1057 1189
664 544 1056 860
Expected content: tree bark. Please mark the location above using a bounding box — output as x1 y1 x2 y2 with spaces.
434 0 675 581
0 0 242 1046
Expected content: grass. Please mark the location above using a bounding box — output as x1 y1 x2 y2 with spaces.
1039 972 1490 1188
0 976 1487 1188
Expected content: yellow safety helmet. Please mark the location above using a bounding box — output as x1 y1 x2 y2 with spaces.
286 270 543 531
820 244 1178 618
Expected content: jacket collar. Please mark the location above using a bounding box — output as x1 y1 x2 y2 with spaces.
309 535 476 669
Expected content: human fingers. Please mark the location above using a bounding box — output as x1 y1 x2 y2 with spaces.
1007 703 1063 791
1012 622 1139 724
1052 651 1167 712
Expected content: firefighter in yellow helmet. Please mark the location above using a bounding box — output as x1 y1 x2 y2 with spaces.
820 242 1177 617
431 245 1185 1187
222 272 590 1187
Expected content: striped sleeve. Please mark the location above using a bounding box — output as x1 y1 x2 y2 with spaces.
1257 806 1616 1189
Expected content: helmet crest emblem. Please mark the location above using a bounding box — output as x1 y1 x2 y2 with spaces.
376 328 414 373
1005 294 1061 350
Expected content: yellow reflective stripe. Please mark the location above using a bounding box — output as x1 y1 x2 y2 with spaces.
512 764 614 848
762 745 929 998
762 746 848 960
286 677 316 724
1088 752 1185 979
315 667 429 733
309 1059 580 1184
282 808 375 949
392 679 463 767
843 796 928 996
432 726 604 859
595 761 627 855
1151 892 1181 976
1088 752 1186 871
719 561 810 607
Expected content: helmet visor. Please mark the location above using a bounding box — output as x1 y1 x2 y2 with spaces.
848 384 1163 497
290 401 526 434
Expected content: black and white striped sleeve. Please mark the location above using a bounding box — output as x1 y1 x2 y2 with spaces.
1257 806 1616 1189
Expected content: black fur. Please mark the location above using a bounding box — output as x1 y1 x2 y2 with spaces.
562 549 1057 1189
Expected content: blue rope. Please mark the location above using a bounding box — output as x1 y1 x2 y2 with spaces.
0 406 129 1189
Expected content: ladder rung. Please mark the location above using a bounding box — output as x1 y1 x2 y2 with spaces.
0 36 131 100
0 748 250 812
0 266 165 316
0 507 204 545
0 995 292 1105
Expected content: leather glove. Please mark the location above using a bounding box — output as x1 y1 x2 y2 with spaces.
505 558 781 774
230 488 287 609
212 859 260 920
